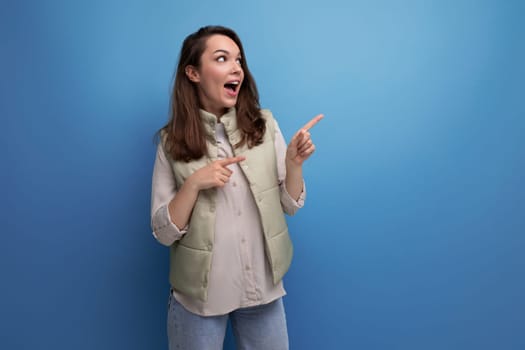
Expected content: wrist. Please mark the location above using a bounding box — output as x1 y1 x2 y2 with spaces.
285 159 302 173
183 176 201 193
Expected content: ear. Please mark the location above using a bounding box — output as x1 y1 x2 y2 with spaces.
185 65 200 83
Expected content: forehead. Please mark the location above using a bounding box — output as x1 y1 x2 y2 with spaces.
204 34 241 55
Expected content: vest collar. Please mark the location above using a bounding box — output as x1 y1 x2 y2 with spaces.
199 108 243 147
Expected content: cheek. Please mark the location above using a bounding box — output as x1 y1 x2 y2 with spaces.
198 74 217 91
203 70 225 87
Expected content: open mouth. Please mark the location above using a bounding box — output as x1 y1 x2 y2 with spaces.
224 81 240 93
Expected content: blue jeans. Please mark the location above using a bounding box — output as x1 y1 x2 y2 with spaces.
167 293 289 350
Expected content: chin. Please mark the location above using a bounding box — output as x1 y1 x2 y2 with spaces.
223 101 238 109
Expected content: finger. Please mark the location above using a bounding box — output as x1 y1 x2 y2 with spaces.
298 139 313 153
301 114 324 131
211 163 231 178
217 156 246 167
290 129 306 145
296 131 311 150
219 174 230 184
213 173 229 187
300 144 316 158
220 167 233 177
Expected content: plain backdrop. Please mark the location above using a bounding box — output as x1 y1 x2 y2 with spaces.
2 0 524 349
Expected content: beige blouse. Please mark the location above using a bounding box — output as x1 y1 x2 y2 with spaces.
151 116 305 316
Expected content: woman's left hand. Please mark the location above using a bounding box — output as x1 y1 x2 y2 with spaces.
286 114 323 168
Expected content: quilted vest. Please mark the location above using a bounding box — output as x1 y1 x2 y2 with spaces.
167 108 293 302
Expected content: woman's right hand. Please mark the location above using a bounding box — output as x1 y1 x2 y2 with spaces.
187 156 246 191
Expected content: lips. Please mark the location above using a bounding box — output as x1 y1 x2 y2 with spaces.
224 80 240 96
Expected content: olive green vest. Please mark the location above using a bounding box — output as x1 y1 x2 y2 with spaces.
167 108 293 302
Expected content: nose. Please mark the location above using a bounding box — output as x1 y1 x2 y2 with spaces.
231 61 242 74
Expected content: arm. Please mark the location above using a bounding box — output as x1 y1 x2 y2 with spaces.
274 119 306 216
166 178 199 232
285 114 323 200
285 162 304 202
151 143 245 245
150 143 187 246
166 155 245 228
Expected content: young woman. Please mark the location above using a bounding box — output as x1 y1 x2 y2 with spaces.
150 25 322 350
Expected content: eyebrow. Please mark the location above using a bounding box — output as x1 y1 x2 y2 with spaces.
213 49 241 57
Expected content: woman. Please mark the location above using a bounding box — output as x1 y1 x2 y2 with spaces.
151 25 322 350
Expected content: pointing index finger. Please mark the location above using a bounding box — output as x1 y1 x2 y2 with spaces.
301 114 324 131
218 156 246 167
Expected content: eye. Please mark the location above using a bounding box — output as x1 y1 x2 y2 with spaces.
216 56 226 62
236 57 242 65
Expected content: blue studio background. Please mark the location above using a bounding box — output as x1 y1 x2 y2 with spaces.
2 0 524 349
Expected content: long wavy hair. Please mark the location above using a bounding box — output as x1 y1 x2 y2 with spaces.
158 25 265 162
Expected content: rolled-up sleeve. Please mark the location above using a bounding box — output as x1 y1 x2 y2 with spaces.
151 143 187 246
273 119 306 216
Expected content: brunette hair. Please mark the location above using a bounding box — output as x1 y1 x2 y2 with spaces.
159 25 265 162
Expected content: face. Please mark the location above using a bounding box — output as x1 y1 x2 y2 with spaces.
186 34 244 117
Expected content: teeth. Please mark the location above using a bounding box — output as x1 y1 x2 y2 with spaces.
225 81 240 92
